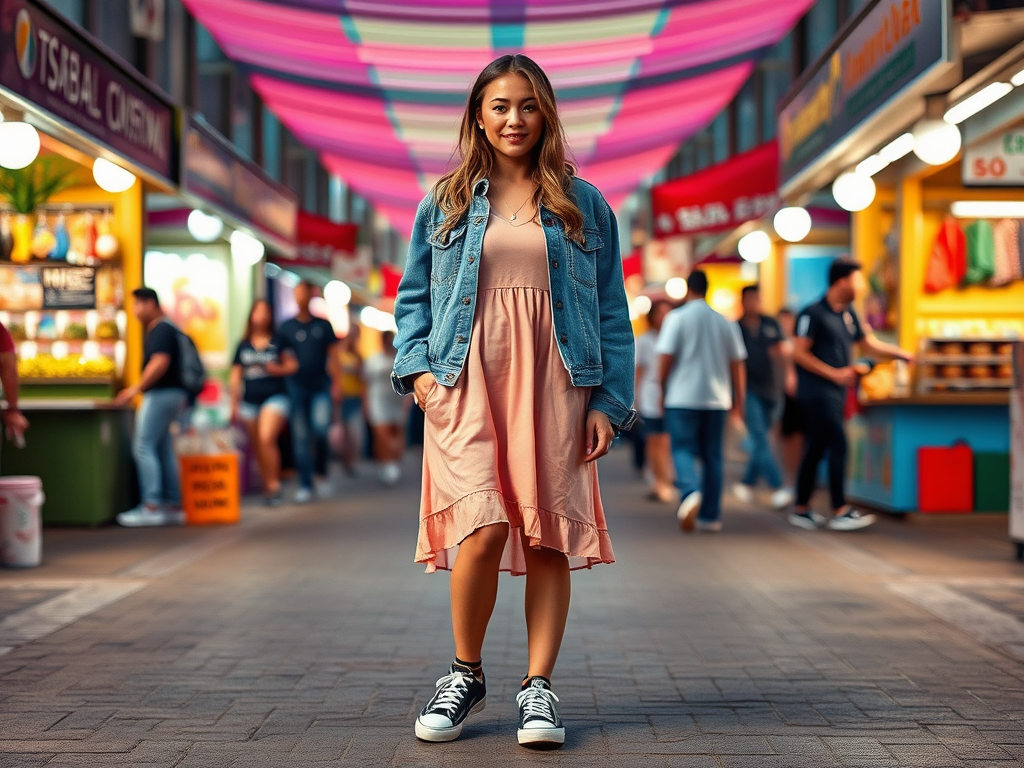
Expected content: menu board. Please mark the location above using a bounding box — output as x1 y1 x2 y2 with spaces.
0 264 96 310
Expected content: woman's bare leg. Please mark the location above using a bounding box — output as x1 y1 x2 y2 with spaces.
648 433 675 500
450 523 509 664
523 537 571 680
257 408 287 494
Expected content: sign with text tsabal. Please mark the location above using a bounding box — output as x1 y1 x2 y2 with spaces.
0 0 175 181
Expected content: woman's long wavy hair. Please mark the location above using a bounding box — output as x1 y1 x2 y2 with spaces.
433 54 585 245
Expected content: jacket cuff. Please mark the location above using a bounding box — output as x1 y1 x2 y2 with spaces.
391 352 430 396
588 391 639 431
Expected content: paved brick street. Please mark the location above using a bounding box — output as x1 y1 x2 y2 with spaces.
2 447 1024 767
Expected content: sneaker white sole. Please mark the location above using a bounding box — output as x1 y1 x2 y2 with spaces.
828 514 876 531
677 491 702 532
414 698 485 742
788 513 821 530
518 725 565 747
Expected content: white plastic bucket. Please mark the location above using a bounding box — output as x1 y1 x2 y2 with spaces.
0 476 44 567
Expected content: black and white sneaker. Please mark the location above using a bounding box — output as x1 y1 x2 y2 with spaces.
827 507 876 531
414 663 486 742
788 509 827 529
516 677 565 748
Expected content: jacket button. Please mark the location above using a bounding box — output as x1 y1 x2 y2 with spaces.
462 297 471 305
560 335 568 343
555 301 563 309
468 257 475 263
551 260 559 269
445 373 455 382
542 217 554 227
456 335 466 343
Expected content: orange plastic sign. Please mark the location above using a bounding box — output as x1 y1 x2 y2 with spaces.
179 454 240 525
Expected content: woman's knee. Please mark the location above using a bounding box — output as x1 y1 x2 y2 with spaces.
461 523 508 558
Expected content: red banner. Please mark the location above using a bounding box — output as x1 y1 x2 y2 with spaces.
651 141 780 239
272 212 362 276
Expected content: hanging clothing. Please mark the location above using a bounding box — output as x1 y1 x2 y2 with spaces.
963 219 995 285
924 217 965 293
991 218 1022 286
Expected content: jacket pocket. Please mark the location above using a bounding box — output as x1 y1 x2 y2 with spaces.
428 224 466 286
568 229 603 288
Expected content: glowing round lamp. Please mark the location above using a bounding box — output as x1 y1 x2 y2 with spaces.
831 171 876 212
230 230 265 265
632 295 652 316
773 207 812 243
187 210 224 243
92 158 136 192
738 230 772 263
665 277 688 300
911 118 961 166
324 279 352 307
0 122 41 169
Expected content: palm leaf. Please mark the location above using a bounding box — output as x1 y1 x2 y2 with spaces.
0 157 78 214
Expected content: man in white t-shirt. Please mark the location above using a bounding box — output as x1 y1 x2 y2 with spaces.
657 270 747 532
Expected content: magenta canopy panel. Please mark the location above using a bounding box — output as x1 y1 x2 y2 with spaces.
182 0 814 236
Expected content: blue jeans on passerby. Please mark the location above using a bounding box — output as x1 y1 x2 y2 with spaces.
664 408 727 522
288 384 332 490
132 388 188 507
741 393 783 490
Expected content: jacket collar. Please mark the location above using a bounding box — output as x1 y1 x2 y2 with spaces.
472 178 490 196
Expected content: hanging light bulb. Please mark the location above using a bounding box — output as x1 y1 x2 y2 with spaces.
187 210 224 242
92 158 136 193
832 171 876 212
0 122 41 169
229 229 265 265
772 207 812 243
324 280 352 307
664 277 688 300
911 118 961 166
738 230 772 263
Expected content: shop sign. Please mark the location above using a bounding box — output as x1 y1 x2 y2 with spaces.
650 142 779 239
0 0 175 181
270 211 366 282
129 0 165 43
778 0 951 186
0 263 95 310
183 116 297 245
963 124 1024 186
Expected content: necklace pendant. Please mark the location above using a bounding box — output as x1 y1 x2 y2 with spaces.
510 213 517 221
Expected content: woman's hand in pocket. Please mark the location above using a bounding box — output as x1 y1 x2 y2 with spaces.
413 372 438 411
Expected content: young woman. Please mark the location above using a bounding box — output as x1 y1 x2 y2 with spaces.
634 299 676 503
392 54 635 749
230 300 298 506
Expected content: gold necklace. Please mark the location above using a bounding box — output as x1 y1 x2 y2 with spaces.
489 209 538 228
496 188 535 222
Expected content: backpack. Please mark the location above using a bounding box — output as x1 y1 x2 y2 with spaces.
162 319 205 396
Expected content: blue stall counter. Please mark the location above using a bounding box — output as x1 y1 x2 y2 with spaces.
848 395 1009 513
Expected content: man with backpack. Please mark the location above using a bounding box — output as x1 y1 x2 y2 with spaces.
115 287 200 527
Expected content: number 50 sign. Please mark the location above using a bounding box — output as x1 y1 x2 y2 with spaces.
963 128 1024 186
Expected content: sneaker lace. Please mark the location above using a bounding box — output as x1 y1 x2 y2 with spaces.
427 671 472 718
516 685 559 722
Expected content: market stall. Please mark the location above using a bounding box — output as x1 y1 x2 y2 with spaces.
775 0 1020 514
0 0 177 524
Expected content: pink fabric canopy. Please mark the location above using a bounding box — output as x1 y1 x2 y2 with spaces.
182 0 813 236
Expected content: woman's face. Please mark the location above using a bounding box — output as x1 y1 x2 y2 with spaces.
476 74 545 161
251 301 272 332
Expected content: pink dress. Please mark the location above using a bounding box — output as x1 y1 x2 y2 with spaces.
416 213 615 575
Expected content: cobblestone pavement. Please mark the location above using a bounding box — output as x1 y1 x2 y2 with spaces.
2 447 1024 767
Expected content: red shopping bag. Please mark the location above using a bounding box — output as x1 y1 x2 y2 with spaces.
917 443 973 513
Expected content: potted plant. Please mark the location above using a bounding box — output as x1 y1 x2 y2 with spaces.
0 157 76 262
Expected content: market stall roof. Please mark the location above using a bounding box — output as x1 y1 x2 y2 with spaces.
181 0 813 236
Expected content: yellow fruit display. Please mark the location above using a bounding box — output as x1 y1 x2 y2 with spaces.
18 353 116 379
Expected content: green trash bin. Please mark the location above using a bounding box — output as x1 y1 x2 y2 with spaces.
974 452 1010 513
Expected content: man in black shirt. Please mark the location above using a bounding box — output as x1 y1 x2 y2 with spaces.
115 288 189 526
277 281 339 502
790 259 912 531
733 285 792 509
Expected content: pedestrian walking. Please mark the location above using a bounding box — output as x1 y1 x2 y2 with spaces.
115 288 190 527
635 299 675 502
277 281 339 503
392 54 635 749
732 285 793 509
363 331 406 486
0 319 29 466
333 324 365 476
776 308 804 491
229 300 298 506
657 270 746 533
790 258 913 531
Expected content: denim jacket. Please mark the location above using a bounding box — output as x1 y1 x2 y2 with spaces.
391 177 637 431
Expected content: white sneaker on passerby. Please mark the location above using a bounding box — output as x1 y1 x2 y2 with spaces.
294 487 314 504
827 507 876 531
788 509 827 529
731 483 754 503
117 505 184 527
676 491 702 532
696 519 723 532
771 487 795 509
314 477 333 498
